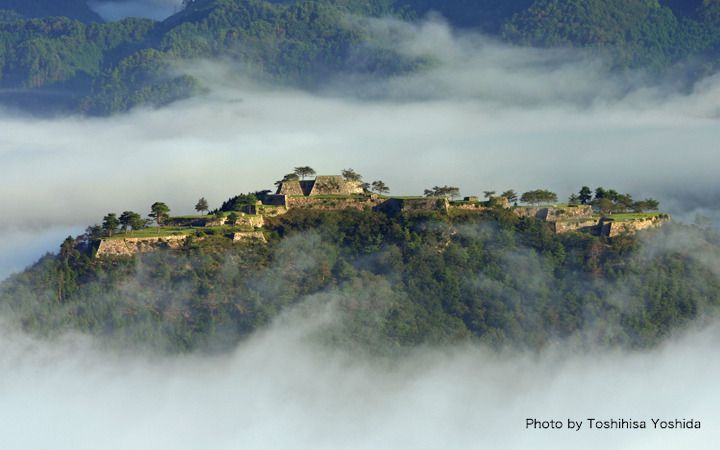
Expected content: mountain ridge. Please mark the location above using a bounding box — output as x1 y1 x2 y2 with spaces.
1 0 720 114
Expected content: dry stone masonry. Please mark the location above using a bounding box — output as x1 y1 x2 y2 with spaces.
95 175 670 258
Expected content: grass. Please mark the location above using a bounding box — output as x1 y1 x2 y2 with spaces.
515 203 575 209
390 196 444 200
106 227 195 240
169 214 210 220
604 213 665 221
106 224 256 240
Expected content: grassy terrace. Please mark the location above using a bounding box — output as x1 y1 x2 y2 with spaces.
604 213 666 221
287 194 366 199
105 225 255 240
390 196 444 200
169 214 209 220
515 203 574 209
106 227 195 240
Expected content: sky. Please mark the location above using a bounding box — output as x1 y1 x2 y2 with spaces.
0 17 719 448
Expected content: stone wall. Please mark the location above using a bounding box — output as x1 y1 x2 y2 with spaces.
514 205 593 221
309 176 364 196
276 176 364 197
232 232 267 243
229 214 265 228
601 215 670 237
276 180 305 196
552 219 600 234
96 235 188 258
376 197 449 215
263 195 288 208
286 195 383 211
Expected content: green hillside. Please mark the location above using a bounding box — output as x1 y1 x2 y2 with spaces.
0 0 102 23
1 0 720 114
1 206 716 354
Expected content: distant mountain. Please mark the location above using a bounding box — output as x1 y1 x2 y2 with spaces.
0 0 102 23
1 0 720 115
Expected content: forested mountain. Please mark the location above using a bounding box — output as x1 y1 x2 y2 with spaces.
0 0 102 23
1 0 720 114
1 208 717 354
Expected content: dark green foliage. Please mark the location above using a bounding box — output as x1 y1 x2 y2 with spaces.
1 209 717 354
0 0 102 23
218 193 259 212
520 189 557 205
2 0 720 114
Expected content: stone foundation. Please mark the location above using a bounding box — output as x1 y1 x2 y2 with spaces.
96 235 188 258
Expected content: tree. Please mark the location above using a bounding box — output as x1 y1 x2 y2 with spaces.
275 173 300 187
568 194 580 206
342 168 363 182
102 213 119 237
633 198 660 212
371 180 390 195
149 202 170 227
424 186 461 199
597 197 613 215
501 190 518 204
60 236 77 261
195 197 209 215
84 225 103 241
614 193 634 212
227 212 239 224
218 193 259 212
579 186 592 205
294 166 316 180
119 211 144 233
520 189 558 206
594 187 607 200
483 190 496 199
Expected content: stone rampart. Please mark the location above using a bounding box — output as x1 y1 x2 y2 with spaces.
601 215 670 237
232 232 267 243
96 235 188 258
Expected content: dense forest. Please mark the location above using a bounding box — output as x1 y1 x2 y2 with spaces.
1 0 720 114
1 207 718 354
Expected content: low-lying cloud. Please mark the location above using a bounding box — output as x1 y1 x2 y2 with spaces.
89 0 183 21
0 310 716 450
0 18 718 270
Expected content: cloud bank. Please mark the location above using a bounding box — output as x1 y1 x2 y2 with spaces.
89 0 183 21
0 311 717 450
0 17 718 446
0 20 718 265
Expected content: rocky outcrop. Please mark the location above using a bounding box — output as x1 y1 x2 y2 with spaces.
96 235 188 258
232 232 267 243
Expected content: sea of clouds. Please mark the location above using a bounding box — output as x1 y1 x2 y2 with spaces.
0 17 718 448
